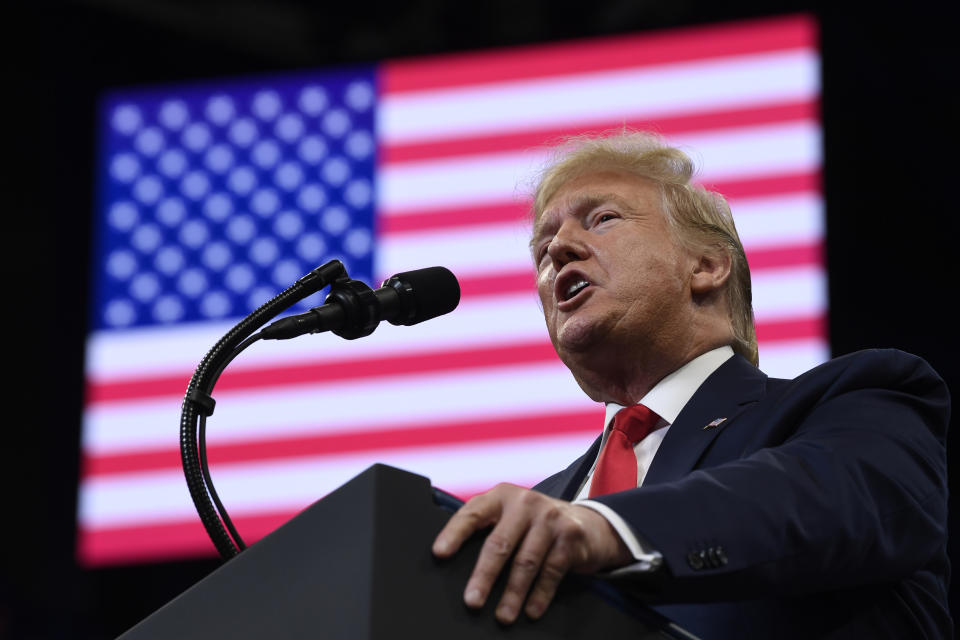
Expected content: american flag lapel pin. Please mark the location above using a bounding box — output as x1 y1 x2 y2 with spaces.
703 417 727 430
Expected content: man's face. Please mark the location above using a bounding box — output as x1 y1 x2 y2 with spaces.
532 170 695 372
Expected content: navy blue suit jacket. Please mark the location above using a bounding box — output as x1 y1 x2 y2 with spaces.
533 349 951 639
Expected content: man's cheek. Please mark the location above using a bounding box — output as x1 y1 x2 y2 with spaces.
536 271 553 297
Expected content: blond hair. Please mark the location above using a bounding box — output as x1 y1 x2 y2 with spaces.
531 130 758 366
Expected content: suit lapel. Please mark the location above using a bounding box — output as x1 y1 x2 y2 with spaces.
537 435 602 500
644 354 767 485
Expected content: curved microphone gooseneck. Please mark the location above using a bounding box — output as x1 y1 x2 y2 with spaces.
180 261 460 560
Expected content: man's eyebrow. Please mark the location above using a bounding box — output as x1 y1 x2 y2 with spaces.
530 192 635 247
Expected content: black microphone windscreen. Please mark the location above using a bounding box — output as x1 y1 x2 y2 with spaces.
394 266 460 323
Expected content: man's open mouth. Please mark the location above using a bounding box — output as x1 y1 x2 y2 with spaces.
564 279 590 301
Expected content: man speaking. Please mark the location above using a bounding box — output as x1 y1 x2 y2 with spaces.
431 132 951 638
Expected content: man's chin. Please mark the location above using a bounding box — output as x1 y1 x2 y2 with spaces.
554 320 605 357
553 328 624 404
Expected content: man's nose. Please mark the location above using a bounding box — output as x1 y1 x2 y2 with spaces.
547 220 590 268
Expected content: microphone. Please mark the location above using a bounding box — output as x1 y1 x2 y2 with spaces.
260 266 460 340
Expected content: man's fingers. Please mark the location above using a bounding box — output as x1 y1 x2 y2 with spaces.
433 486 628 624
432 490 502 558
462 495 532 609
493 513 556 623
523 543 574 620
522 513 592 620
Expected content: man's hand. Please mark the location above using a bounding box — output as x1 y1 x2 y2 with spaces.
432 483 632 624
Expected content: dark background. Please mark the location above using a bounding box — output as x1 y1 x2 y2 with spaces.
8 0 958 637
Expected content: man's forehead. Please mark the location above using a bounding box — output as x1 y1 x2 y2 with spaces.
538 171 656 216
532 172 660 239
546 190 634 214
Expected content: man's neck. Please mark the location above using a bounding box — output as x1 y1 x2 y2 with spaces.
569 337 736 405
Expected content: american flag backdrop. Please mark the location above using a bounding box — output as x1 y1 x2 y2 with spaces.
79 14 826 565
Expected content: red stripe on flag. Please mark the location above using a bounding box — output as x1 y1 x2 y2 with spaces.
705 171 821 201
458 271 535 297
84 408 602 476
381 100 819 164
380 172 819 233
383 15 816 93
746 242 823 270
77 509 298 566
379 201 529 234
756 314 826 343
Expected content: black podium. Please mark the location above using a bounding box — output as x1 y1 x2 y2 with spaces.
119 465 696 639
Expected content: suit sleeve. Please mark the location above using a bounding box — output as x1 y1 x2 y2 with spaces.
592 350 950 601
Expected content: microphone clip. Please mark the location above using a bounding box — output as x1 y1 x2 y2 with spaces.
324 277 380 340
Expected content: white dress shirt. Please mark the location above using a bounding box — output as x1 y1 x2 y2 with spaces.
574 346 735 572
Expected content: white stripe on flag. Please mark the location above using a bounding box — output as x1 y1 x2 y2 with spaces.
379 222 532 278
380 50 818 144
79 433 597 528
751 265 826 322
728 193 823 248
758 338 830 379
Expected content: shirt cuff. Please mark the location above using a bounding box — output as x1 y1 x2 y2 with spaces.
576 499 663 574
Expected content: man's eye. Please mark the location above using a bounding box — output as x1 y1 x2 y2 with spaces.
596 213 617 224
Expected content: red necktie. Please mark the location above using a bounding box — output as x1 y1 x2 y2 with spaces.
588 404 660 497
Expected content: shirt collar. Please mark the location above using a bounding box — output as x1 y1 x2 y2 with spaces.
603 345 735 428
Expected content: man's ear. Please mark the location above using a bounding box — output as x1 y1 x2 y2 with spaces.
690 247 732 296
